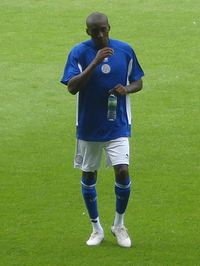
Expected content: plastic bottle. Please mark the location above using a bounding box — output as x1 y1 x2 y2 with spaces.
107 94 117 121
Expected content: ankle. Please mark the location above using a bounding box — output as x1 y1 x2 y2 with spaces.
91 217 104 233
114 212 124 227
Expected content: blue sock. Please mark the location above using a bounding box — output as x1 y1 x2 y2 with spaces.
115 177 131 214
81 177 98 220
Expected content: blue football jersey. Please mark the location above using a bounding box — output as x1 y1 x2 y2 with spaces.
61 39 144 142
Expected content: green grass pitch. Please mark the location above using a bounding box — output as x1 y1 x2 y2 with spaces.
0 0 199 265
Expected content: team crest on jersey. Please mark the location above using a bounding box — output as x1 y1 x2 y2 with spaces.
101 64 111 74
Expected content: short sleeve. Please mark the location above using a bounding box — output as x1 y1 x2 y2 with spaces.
60 47 82 85
128 49 144 83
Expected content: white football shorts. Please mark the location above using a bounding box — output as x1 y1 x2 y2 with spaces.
74 137 130 172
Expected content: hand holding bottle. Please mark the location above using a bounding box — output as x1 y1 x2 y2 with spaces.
109 84 128 96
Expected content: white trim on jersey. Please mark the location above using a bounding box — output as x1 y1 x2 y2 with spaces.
127 59 133 78
76 92 79 127
76 62 83 127
126 94 132 125
126 59 133 125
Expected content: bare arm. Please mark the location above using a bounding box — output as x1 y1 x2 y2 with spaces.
109 78 143 96
68 47 114 95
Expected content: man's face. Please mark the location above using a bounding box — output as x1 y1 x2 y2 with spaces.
86 19 110 49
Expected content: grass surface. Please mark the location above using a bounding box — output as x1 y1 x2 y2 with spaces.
1 0 199 265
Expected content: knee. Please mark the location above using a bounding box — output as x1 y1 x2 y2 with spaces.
114 165 129 181
82 171 97 181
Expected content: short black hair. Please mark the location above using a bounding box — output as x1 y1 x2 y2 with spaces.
86 12 108 28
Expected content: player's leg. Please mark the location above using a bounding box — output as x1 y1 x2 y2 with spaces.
81 171 104 234
113 164 131 227
111 164 131 247
74 139 104 245
104 137 131 247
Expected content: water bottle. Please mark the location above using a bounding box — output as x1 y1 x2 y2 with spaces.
107 94 117 121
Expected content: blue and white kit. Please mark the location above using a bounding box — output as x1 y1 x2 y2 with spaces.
61 38 144 142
